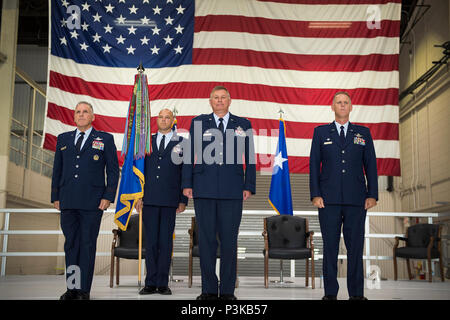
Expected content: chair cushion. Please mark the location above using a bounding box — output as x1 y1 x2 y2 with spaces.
114 247 146 259
264 248 311 260
395 247 440 259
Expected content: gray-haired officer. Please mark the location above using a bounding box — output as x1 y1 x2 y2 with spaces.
182 86 256 300
51 101 119 300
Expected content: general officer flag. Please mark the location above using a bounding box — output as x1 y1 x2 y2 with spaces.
268 119 293 215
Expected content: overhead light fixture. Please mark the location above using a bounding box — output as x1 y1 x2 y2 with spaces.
308 22 352 29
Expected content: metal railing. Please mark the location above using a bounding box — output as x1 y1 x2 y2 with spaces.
10 66 54 178
0 208 440 278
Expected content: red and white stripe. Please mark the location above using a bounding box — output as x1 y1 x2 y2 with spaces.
44 0 401 175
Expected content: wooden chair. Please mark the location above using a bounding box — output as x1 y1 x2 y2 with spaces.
393 223 444 282
110 214 145 288
187 217 238 288
262 215 315 288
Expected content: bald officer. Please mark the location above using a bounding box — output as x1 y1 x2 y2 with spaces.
182 86 256 300
135 109 188 296
51 101 119 300
309 91 378 300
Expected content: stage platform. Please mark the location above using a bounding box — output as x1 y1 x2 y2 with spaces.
0 275 449 300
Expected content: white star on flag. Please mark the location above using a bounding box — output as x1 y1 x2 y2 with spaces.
273 152 288 170
117 14 126 24
81 2 90 11
163 34 173 45
103 24 113 33
92 12 101 22
92 33 101 42
105 4 114 13
152 26 161 35
127 25 137 34
153 5 162 15
80 42 89 51
165 16 174 25
140 36 150 45
116 34 126 44
174 45 183 54
174 24 184 34
150 45 160 55
141 16 150 25
129 5 138 14
70 30 79 39
126 45 136 55
102 43 112 53
176 5 185 14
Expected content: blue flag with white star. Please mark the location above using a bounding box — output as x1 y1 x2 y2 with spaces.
268 119 293 215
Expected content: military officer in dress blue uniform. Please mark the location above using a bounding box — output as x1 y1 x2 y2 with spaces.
182 86 256 300
135 108 188 296
309 92 378 301
51 101 119 300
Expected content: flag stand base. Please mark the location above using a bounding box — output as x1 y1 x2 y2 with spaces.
170 260 184 283
270 260 293 284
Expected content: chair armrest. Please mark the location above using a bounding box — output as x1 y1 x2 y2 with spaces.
112 229 119 245
308 232 314 250
111 229 119 253
188 228 194 249
393 236 407 249
262 230 269 252
427 236 435 252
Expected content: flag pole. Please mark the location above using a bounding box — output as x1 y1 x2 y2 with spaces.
137 62 144 288
278 107 284 119
138 207 143 288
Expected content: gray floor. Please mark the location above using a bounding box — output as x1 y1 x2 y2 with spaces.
0 275 449 300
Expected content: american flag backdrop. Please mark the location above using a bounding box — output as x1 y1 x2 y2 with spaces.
44 0 401 176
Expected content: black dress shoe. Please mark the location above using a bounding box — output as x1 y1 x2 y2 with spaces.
349 296 368 301
322 295 337 300
139 286 157 295
220 294 237 300
196 293 218 300
75 292 90 300
157 287 172 295
60 290 78 300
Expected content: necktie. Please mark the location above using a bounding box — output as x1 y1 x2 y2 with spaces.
340 126 345 145
218 118 224 133
159 134 166 151
75 132 85 153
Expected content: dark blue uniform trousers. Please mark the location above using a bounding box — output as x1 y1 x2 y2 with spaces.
142 205 176 287
194 198 242 296
318 205 367 297
60 209 103 293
